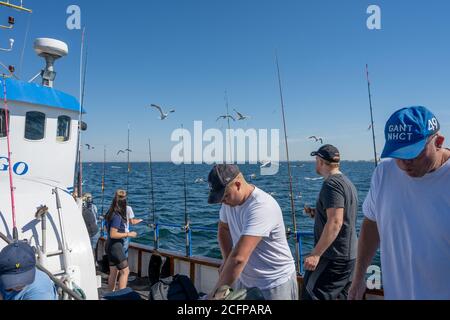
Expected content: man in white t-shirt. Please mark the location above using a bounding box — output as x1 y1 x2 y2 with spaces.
349 106 450 300
207 164 298 300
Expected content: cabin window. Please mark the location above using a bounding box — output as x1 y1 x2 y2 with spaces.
57 116 71 142
25 111 46 141
0 109 9 138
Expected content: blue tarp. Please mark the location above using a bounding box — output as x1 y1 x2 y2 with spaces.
0 78 82 113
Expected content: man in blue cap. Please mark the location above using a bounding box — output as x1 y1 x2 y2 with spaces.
207 164 298 300
349 106 450 300
0 241 57 300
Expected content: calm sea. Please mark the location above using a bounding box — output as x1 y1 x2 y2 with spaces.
83 161 379 265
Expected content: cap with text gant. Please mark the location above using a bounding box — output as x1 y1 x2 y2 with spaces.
381 106 440 160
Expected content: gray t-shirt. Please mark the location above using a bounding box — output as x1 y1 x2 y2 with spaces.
220 187 296 290
315 174 358 260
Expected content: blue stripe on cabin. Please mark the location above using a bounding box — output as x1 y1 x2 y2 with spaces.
0 78 84 113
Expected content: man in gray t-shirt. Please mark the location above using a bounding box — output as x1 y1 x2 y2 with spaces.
303 145 358 300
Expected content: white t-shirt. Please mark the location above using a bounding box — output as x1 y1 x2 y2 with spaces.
220 187 296 290
125 206 135 233
363 158 450 300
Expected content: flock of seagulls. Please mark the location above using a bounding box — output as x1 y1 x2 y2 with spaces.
146 104 251 123
87 102 373 160
85 106 251 157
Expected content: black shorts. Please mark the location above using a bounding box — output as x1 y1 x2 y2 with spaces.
106 239 128 270
302 257 355 300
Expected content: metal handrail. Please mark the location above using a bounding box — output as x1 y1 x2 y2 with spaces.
145 222 315 265
296 231 314 275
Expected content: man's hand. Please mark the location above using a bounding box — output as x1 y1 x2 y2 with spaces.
348 279 367 300
304 206 316 219
304 254 321 271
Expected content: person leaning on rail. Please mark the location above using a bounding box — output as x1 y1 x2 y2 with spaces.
349 106 450 300
105 190 138 292
207 164 298 300
302 145 358 300
0 241 58 300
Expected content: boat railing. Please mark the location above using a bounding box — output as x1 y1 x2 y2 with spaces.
101 221 315 276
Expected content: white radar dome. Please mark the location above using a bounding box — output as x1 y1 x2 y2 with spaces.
34 38 68 58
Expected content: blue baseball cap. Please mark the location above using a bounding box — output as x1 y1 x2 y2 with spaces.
0 241 36 290
381 106 440 160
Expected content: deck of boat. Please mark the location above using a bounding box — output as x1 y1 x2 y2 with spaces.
95 238 383 300
98 271 151 300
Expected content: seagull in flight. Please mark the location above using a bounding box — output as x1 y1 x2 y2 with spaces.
233 109 251 121
367 124 373 131
149 104 175 120
125 149 132 153
117 150 125 155
216 115 235 122
85 144 94 150
308 136 324 144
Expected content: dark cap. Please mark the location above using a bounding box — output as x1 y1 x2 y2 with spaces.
0 241 36 290
311 144 341 163
207 164 241 204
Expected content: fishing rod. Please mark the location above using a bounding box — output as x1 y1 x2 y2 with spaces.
100 146 106 215
224 91 233 164
75 27 88 198
366 64 378 167
1 78 18 240
275 54 300 274
126 123 131 194
181 125 190 257
148 139 158 249
100 146 106 236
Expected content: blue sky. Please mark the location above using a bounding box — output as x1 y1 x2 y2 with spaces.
4 0 450 161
